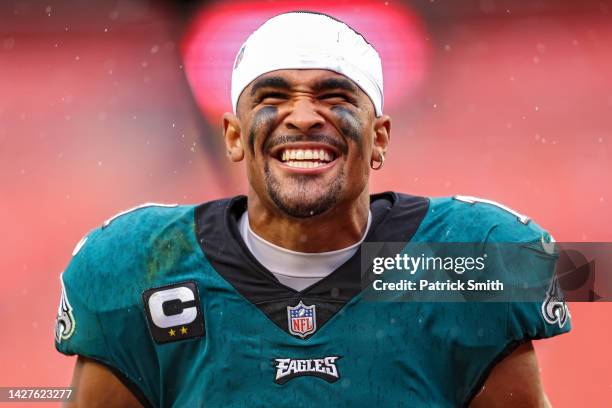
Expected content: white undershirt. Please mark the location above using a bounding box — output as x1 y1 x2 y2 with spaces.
238 210 372 291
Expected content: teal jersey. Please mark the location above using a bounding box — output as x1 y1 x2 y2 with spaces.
54 193 570 407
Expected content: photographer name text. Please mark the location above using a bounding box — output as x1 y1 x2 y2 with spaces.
370 254 504 293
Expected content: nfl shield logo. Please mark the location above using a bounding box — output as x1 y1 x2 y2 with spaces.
287 301 317 338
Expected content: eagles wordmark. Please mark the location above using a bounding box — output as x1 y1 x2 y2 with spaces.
273 357 341 385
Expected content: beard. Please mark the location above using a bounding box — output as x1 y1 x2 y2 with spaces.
264 161 345 218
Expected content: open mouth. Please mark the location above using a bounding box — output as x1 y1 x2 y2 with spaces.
274 147 337 169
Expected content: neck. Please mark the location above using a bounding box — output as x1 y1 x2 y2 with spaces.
247 188 371 253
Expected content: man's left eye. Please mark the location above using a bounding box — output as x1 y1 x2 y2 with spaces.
320 93 349 103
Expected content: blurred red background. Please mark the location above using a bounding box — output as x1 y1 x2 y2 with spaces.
1 0 611 406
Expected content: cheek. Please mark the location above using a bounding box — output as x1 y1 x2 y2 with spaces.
330 106 363 142
329 106 374 159
248 106 278 153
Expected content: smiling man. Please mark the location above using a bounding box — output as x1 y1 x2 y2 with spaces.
55 11 570 407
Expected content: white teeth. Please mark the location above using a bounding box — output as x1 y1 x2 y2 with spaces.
285 160 326 169
285 160 326 168
279 148 335 164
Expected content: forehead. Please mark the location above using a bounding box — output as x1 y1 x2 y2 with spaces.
244 69 365 96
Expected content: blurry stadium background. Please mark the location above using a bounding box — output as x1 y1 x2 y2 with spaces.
1 0 611 406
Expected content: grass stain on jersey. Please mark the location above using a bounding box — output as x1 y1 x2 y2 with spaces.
146 227 193 282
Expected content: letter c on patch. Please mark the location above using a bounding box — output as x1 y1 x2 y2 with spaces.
148 286 197 328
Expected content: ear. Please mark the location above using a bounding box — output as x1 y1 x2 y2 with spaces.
371 115 391 162
223 112 244 162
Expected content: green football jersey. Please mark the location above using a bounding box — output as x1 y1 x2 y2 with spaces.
54 193 570 407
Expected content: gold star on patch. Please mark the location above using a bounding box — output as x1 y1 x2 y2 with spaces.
180 326 188 335
168 329 176 336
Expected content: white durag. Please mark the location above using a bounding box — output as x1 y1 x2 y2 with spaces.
230 11 384 117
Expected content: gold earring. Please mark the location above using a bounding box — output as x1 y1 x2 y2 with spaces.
370 152 385 170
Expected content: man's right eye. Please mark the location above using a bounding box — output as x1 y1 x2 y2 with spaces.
258 92 288 104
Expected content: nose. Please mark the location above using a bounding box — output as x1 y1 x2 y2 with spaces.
284 98 325 133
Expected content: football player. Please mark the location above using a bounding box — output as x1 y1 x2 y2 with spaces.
55 11 570 407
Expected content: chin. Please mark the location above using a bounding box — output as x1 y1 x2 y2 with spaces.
269 188 342 219
264 161 346 218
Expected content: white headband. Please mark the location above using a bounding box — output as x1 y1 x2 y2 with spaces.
231 11 384 117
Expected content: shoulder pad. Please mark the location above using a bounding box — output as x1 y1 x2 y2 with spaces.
425 196 550 243
63 203 195 312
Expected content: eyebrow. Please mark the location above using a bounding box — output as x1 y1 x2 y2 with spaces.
312 77 358 94
250 76 291 96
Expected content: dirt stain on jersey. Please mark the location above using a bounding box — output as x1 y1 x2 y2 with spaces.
146 225 194 282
